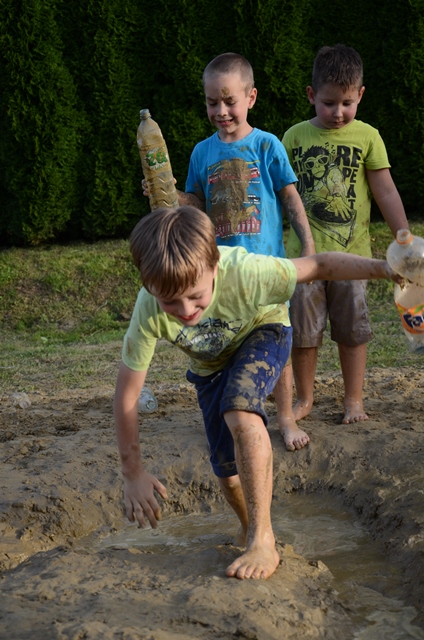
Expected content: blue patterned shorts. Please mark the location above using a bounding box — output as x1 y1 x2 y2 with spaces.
186 323 292 478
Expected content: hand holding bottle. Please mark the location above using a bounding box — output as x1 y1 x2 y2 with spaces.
386 229 424 285
387 229 424 354
137 109 179 210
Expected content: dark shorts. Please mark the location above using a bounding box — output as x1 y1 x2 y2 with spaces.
290 280 373 348
186 323 292 478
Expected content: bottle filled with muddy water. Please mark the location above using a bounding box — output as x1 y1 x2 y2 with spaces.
387 229 424 354
137 109 179 211
386 229 424 285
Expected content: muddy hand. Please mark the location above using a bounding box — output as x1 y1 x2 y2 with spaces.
385 262 405 285
141 179 150 197
124 471 168 529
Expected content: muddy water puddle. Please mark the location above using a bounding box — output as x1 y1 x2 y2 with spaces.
273 494 424 639
84 492 424 639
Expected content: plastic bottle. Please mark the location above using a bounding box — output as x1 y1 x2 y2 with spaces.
10 392 31 409
393 281 424 354
387 229 424 354
136 109 179 211
386 229 424 286
138 387 158 413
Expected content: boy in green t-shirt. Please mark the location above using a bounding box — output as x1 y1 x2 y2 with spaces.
114 205 400 580
282 44 409 431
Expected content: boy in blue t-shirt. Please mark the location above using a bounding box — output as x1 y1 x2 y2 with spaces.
145 53 315 451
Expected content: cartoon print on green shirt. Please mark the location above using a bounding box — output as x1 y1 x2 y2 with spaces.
173 317 244 361
295 143 360 248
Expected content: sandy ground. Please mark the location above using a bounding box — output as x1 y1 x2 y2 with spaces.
1 365 424 639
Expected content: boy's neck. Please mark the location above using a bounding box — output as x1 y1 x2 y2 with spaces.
217 122 254 143
309 116 354 130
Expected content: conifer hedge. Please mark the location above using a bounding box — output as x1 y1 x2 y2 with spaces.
1 0 423 245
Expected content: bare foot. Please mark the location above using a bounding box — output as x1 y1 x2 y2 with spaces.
292 398 313 421
342 400 369 424
226 544 280 580
278 415 310 451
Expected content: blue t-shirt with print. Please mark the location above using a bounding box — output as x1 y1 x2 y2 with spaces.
185 128 297 258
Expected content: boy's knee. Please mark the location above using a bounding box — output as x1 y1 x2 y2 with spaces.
224 410 265 435
219 474 241 490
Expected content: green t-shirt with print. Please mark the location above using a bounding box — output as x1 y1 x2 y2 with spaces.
122 245 297 376
282 119 390 258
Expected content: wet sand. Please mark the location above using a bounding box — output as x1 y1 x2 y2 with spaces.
1 365 424 639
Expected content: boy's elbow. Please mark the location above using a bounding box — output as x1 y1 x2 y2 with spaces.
313 252 339 279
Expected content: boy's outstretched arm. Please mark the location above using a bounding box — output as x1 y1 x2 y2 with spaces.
279 184 315 257
113 362 168 528
366 168 409 235
291 252 401 284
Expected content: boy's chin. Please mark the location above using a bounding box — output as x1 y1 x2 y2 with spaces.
175 312 202 326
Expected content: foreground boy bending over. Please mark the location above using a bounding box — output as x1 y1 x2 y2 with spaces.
114 206 400 580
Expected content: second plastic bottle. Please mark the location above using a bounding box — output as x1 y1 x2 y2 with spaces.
393 282 424 354
137 109 179 211
387 228 424 354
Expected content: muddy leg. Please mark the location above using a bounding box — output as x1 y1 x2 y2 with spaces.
292 346 318 420
222 410 280 580
338 343 368 424
274 365 310 451
218 475 248 546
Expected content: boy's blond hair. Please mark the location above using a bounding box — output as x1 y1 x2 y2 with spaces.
130 206 220 298
312 44 363 92
202 52 255 94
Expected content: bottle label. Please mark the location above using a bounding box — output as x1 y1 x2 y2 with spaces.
396 301 424 334
144 146 169 170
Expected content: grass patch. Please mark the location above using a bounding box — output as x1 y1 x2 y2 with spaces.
1 222 423 396
0 240 141 339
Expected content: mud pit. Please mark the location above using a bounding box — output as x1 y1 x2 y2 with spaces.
1 365 424 639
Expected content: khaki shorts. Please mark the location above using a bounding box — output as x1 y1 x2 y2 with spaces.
289 280 373 348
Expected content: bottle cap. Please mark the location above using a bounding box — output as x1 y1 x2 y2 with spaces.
139 109 151 120
396 229 413 245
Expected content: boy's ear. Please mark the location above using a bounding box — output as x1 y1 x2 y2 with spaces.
248 87 258 109
306 86 315 104
358 85 365 102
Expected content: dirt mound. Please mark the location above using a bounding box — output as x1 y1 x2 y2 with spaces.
1 367 424 638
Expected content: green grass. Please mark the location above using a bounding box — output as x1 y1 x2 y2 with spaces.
1 222 423 396
0 239 141 340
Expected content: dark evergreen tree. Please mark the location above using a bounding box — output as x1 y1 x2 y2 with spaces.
0 0 423 245
0 0 86 244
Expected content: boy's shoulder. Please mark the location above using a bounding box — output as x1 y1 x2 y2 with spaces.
217 244 290 271
193 131 217 149
284 118 380 139
194 127 282 150
282 120 386 159
218 244 249 264
217 245 264 274
282 119 310 138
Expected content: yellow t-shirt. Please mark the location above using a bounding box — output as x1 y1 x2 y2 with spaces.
122 246 297 376
282 119 390 258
